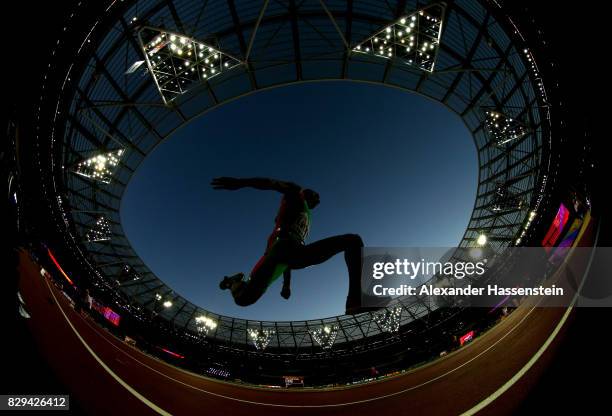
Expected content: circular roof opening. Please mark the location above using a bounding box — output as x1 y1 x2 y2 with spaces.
121 81 477 321
49 0 550 350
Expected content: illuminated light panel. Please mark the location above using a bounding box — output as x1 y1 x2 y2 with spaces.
47 248 74 286
159 347 185 359
310 325 338 349
195 315 217 338
73 149 124 184
484 110 529 146
138 27 242 104
542 203 570 251
352 4 445 72
248 328 275 350
374 306 402 333
460 330 475 346
207 367 230 378
86 216 112 242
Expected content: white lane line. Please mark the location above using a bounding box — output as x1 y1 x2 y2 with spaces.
461 221 599 416
70 289 542 408
461 304 573 416
45 278 172 416
45 221 597 411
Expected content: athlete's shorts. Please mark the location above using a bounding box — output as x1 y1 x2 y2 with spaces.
231 234 363 307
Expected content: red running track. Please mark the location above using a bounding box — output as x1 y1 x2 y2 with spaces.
18 214 596 415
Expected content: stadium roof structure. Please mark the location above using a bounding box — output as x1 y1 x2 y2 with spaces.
35 0 553 352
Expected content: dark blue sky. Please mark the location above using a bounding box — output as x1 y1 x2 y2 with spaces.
121 81 476 321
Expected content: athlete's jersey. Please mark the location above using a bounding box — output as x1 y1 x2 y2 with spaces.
269 191 311 244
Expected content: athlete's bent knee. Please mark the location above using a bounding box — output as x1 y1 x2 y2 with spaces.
344 233 363 248
232 282 265 306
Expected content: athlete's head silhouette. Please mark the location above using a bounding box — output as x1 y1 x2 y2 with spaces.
301 188 320 209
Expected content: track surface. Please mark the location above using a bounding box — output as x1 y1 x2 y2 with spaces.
18 217 595 415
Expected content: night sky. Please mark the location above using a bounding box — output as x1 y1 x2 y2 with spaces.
121 81 476 321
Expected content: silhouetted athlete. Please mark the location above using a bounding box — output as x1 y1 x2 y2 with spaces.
213 177 379 315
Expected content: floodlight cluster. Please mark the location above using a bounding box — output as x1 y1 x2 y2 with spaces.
310 325 338 349
195 315 218 337
374 306 402 333
484 110 529 146
73 149 124 184
352 6 444 72
248 328 275 350
85 216 112 242
140 28 241 103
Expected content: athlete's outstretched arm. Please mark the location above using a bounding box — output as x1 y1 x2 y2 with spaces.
211 177 301 194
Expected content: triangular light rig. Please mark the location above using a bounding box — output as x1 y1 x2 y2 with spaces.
352 4 445 72
483 110 530 147
310 325 338 350
374 306 402 333
491 182 525 213
72 149 125 184
85 216 112 242
248 328 275 351
195 315 218 339
138 27 242 104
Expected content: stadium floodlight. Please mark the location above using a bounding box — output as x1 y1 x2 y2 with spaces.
352 4 445 72
85 216 112 242
155 293 162 301
248 328 275 350
195 315 217 338
310 325 338 349
163 300 173 308
73 149 124 184
138 27 242 104
484 110 529 147
373 306 403 333
477 233 487 246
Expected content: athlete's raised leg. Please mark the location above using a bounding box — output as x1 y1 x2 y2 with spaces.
286 234 364 310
